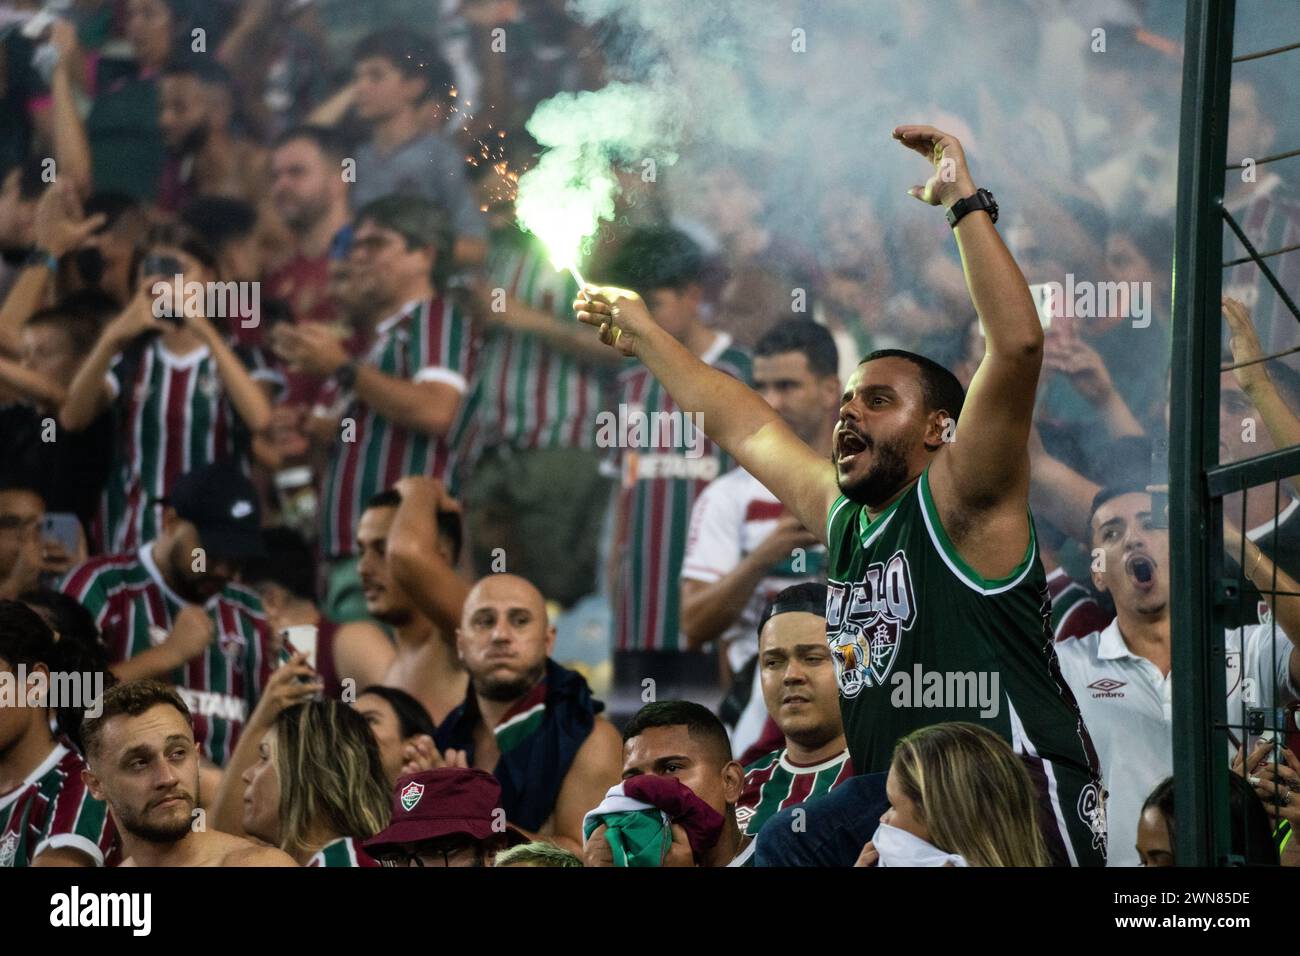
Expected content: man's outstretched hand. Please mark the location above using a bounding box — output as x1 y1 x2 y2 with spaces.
573 286 652 357
893 125 978 209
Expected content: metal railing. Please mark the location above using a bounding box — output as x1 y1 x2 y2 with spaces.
1171 0 1300 865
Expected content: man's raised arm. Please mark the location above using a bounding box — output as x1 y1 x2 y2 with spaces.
574 293 839 542
897 126 1044 521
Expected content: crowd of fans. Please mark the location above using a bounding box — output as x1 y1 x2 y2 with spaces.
1 0 1299 869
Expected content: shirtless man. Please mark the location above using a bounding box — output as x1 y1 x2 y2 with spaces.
81 680 296 867
357 489 468 724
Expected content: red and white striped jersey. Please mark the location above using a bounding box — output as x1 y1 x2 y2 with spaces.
1046 566 1111 642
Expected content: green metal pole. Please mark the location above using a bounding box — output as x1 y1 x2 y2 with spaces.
1169 0 1235 866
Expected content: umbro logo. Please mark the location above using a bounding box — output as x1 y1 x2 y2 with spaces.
230 500 254 519
1088 677 1126 698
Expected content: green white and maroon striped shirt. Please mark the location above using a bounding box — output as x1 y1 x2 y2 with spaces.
308 836 380 867
319 296 473 557
60 546 276 766
494 680 548 753
607 334 751 651
0 742 115 867
97 339 265 554
457 230 607 466
735 748 853 838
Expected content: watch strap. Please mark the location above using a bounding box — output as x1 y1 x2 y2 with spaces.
24 248 59 272
334 359 358 391
945 189 998 229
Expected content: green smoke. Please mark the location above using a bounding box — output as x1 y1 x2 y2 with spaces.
515 81 679 273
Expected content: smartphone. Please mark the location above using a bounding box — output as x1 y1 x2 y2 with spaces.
261 298 293 332
141 254 185 325
281 624 318 670
1246 719 1284 760
141 253 183 280
42 512 81 555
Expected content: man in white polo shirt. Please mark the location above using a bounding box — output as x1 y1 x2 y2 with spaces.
680 320 839 756
1056 483 1300 866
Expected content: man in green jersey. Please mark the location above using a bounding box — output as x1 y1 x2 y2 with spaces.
576 124 1105 866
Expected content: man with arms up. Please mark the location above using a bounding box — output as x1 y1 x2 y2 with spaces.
241 526 394 702
357 487 467 725
81 679 296 866
577 124 1104 866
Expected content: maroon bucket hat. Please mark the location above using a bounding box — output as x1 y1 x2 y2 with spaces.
365 768 527 853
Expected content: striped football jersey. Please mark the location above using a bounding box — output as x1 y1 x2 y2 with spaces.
60 546 276 766
735 748 853 837
460 230 608 460
97 339 265 554
319 296 474 557
608 334 751 651
1046 567 1111 642
0 741 115 867
308 836 381 867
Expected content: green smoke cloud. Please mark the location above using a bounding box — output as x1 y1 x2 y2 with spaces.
514 81 680 272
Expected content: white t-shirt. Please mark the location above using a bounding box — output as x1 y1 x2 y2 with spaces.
680 468 826 674
1055 616 1298 867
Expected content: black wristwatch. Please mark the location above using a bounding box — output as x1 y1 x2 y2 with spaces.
24 247 59 272
333 359 358 391
946 188 999 229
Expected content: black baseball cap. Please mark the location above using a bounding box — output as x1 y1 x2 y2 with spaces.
757 582 828 641
163 462 264 561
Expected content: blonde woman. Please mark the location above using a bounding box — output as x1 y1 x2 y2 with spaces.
856 722 1050 867
241 699 392 867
